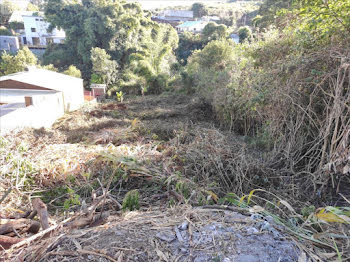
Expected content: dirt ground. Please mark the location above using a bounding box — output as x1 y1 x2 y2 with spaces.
0 94 331 261
15 206 300 262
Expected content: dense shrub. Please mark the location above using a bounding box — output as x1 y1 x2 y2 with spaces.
186 19 350 198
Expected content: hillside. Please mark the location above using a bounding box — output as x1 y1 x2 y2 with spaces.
1 0 350 261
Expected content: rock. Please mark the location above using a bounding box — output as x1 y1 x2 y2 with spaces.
250 214 263 221
179 221 189 231
265 215 275 224
260 221 271 231
235 254 260 262
156 231 176 243
246 227 259 235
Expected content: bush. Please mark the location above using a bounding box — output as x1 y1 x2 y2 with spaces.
64 65 82 78
0 27 12 36
238 26 252 43
122 189 140 211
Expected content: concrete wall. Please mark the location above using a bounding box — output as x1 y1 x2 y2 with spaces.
0 36 19 53
0 92 64 135
58 77 84 112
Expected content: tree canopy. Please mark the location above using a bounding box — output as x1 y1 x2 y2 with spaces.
44 0 179 94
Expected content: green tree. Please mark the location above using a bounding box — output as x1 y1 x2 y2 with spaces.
91 47 118 85
45 0 179 94
0 1 20 25
191 3 208 18
0 47 37 75
238 26 252 43
202 22 228 42
0 26 12 36
27 3 40 12
63 65 82 78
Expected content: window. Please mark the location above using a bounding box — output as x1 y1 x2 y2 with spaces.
46 37 53 44
35 18 39 21
31 28 36 32
23 37 27 44
40 19 43 21
32 37 40 45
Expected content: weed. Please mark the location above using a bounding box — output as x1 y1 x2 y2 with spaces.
122 189 140 211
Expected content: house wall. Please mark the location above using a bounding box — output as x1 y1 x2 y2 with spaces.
0 91 64 135
0 36 19 53
22 15 65 46
53 77 84 112
0 77 84 112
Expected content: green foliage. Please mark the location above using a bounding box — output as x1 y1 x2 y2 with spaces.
0 0 20 25
176 32 204 65
122 189 140 211
91 47 118 86
238 26 252 43
202 22 229 42
0 27 12 36
27 3 40 12
41 64 58 71
257 0 294 28
63 187 81 210
0 47 37 76
63 65 82 78
0 139 37 191
191 3 208 18
116 91 124 102
9 22 24 31
90 73 104 84
175 181 190 199
295 0 350 42
44 0 179 93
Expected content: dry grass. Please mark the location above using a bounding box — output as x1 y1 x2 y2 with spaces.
0 92 349 261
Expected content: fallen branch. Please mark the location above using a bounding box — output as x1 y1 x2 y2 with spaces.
47 249 119 262
31 198 49 230
0 218 40 235
0 235 24 249
7 216 73 251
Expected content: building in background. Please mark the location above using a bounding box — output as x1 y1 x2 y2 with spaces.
152 10 194 26
0 36 20 52
176 20 208 33
8 11 65 48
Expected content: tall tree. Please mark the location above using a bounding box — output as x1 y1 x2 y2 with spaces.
44 0 179 93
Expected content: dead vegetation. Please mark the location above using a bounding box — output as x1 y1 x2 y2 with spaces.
0 93 349 261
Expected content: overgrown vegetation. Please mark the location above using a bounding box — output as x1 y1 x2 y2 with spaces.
1 0 350 260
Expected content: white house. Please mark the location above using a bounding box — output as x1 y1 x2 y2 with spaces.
0 68 84 134
22 14 65 46
176 21 209 33
9 11 65 47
